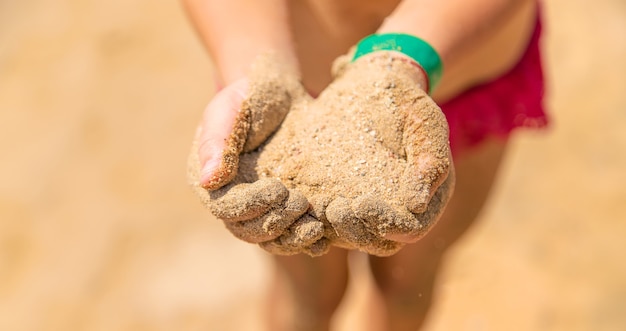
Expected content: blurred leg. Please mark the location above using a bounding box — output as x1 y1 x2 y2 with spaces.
266 247 350 331
369 137 509 331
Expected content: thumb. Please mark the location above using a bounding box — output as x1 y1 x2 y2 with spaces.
197 78 250 189
401 95 452 213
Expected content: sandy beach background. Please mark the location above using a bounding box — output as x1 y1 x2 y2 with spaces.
1 0 625 330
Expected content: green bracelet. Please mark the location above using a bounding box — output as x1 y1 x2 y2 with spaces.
352 33 443 94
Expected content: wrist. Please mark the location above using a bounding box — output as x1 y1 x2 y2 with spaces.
217 47 300 85
352 33 442 94
354 52 429 92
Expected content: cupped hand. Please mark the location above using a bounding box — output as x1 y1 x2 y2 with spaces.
188 54 327 256
324 52 455 255
189 51 455 258
245 51 455 256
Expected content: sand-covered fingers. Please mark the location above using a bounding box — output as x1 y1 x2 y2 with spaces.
301 238 331 257
209 178 289 222
400 94 452 213
241 72 294 153
353 196 426 244
192 53 306 190
409 167 455 233
356 171 455 244
326 197 403 257
326 197 376 246
276 215 324 247
259 215 326 256
220 188 310 243
188 51 455 257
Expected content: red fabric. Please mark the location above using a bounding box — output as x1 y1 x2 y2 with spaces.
439 14 548 155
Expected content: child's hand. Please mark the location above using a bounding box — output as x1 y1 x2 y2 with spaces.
195 57 297 190
241 51 454 256
323 52 454 254
188 54 327 256
189 51 454 257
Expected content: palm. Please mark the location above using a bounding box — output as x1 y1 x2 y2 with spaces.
239 52 454 256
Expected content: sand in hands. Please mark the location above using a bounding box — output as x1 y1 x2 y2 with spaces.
189 53 453 257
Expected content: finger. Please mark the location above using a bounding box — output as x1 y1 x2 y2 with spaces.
352 196 425 243
263 189 310 233
309 194 340 241
354 171 455 244
361 240 404 257
222 189 309 243
326 197 403 256
243 52 308 152
302 238 331 257
279 215 324 247
209 178 288 222
198 78 250 189
258 241 299 256
225 217 274 243
187 138 212 209
258 215 324 254
325 197 377 247
241 77 292 152
401 94 452 213
308 194 332 223
403 167 455 238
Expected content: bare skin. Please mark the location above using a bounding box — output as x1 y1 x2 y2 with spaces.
182 0 537 329
367 137 508 330
267 137 507 331
289 0 537 100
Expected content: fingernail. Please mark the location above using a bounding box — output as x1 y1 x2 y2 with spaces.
200 157 221 184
